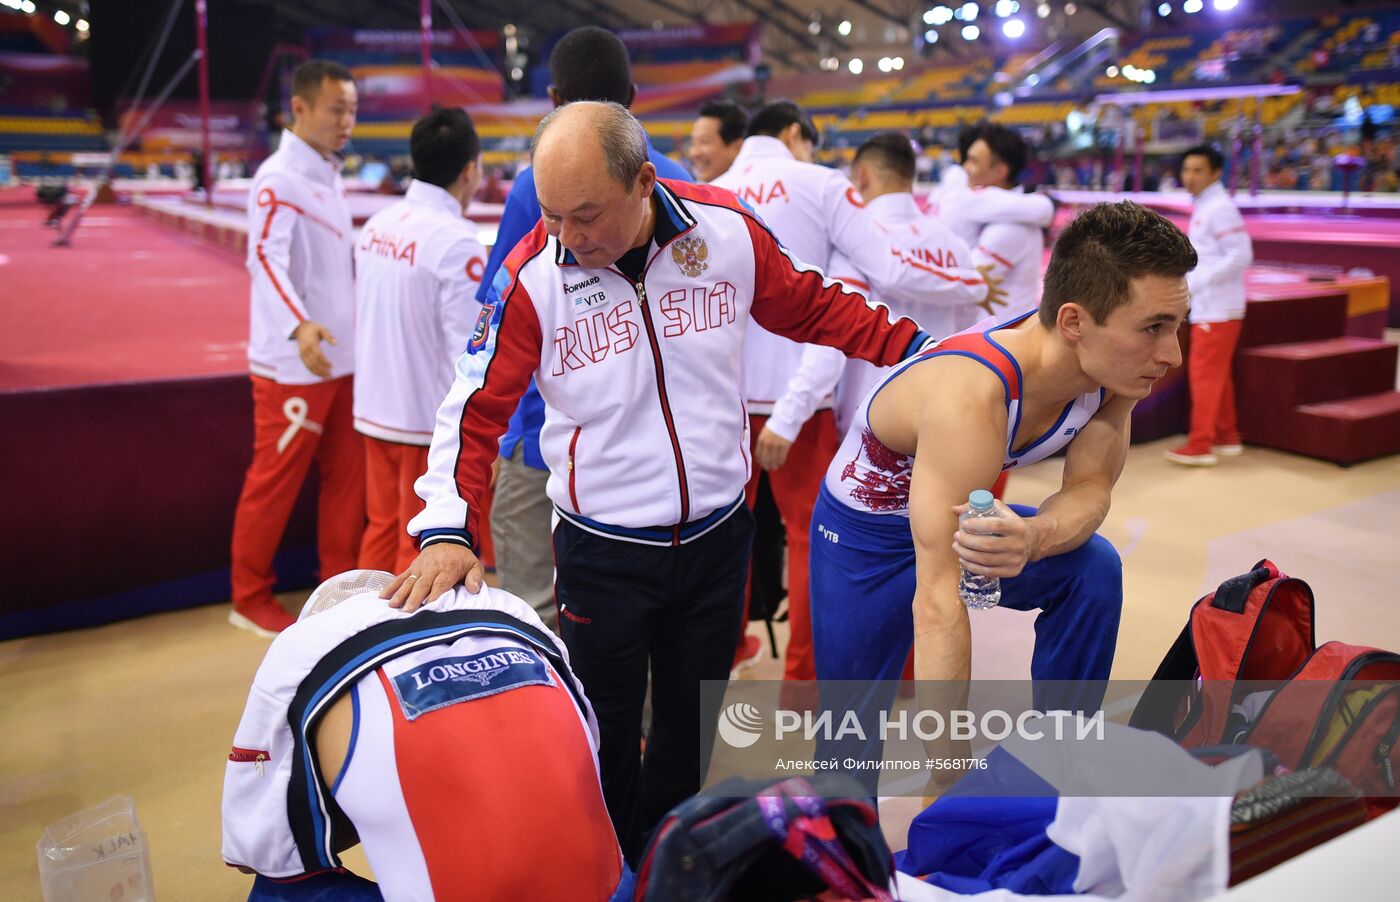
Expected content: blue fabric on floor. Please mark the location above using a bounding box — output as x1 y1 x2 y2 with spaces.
896 746 1080 895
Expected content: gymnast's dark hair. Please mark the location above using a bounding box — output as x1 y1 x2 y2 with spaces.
1182 144 1225 172
410 108 480 188
550 27 635 106
290 59 354 102
698 100 748 145
1041 201 1197 326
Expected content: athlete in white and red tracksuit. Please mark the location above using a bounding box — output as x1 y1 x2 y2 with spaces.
711 112 999 686
935 124 1055 319
397 104 936 861
1167 145 1253 466
828 130 1052 436
230 62 364 636
353 111 488 572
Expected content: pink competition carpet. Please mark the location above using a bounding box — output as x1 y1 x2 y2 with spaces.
2 202 318 639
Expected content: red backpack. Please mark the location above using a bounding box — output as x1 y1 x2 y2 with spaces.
1130 560 1400 808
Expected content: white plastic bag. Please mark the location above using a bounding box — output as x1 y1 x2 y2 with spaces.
37 795 154 901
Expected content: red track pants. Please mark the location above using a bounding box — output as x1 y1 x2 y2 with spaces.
358 437 429 573
358 436 493 573
743 410 839 682
230 375 365 612
1184 319 1244 454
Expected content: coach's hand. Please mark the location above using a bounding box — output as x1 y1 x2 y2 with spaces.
976 266 1007 318
382 543 484 612
293 320 337 379
950 499 1039 579
755 426 793 471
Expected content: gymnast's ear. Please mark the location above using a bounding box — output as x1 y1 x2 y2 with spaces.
1056 301 1088 343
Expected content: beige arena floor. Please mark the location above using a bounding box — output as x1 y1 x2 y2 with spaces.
3 438 1399 900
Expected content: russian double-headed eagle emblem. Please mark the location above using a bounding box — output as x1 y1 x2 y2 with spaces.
671 235 709 278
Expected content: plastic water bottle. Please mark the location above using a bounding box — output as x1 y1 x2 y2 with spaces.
958 489 1001 610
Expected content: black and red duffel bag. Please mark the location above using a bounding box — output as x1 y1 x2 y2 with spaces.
1130 559 1400 810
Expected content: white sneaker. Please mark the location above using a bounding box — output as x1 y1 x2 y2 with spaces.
1164 448 1218 466
1213 444 1244 457
228 609 281 638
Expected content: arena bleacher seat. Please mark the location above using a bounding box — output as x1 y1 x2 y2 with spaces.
1299 10 1400 76
0 109 105 153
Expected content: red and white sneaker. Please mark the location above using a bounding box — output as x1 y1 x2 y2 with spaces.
229 599 295 638
730 633 764 679
1165 446 1217 467
1212 443 1244 457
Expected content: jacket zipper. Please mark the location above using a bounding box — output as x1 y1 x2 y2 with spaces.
229 746 270 777
567 425 582 514
601 195 699 541
629 276 691 539
739 398 751 474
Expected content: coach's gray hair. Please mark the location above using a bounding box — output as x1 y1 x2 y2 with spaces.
531 100 649 188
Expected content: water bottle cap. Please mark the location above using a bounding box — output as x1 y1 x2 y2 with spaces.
968 489 995 511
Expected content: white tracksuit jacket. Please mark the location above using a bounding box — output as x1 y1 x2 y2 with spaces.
937 184 1053 317
245 129 355 384
1186 181 1253 324
826 192 984 435
352 179 487 444
711 136 990 441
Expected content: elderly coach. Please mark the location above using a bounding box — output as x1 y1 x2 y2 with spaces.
381 101 932 859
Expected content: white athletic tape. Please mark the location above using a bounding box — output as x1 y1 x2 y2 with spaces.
276 396 324 454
